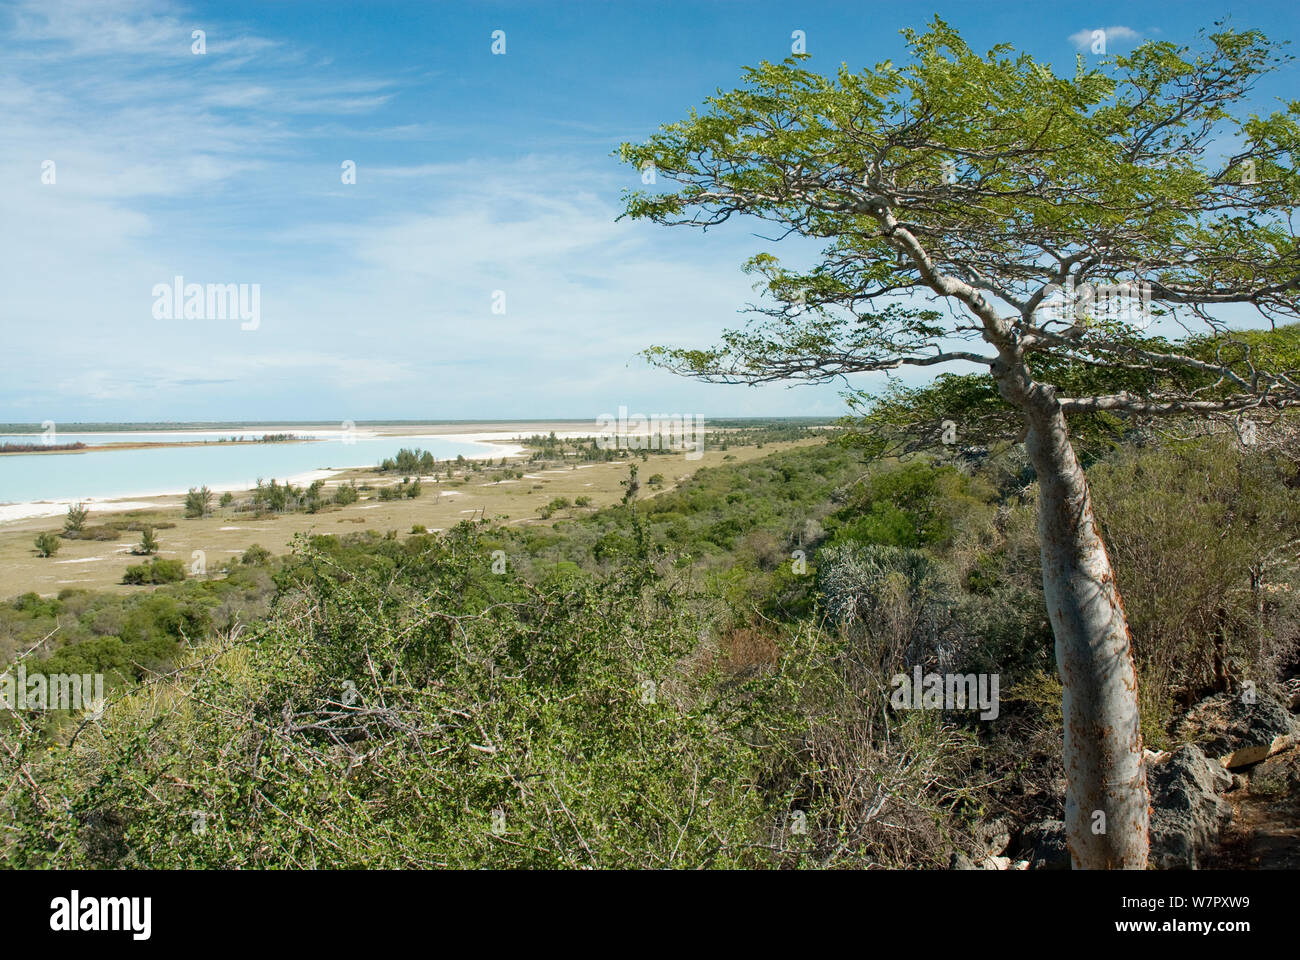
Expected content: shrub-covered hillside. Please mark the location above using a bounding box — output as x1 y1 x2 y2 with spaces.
4 428 1299 867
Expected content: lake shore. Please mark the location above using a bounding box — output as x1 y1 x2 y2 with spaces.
0 437 812 598
0 424 606 520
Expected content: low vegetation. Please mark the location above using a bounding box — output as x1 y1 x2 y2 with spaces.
122 558 187 586
4 416 1296 867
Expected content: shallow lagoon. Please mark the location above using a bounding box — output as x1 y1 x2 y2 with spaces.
0 431 504 504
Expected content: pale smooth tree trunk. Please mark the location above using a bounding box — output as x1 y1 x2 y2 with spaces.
1021 385 1150 869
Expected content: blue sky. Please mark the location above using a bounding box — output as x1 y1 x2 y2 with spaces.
2 0 1297 423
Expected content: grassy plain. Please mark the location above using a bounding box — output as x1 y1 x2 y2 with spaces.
0 436 812 599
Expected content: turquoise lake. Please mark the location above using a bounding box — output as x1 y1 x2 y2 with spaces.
0 432 505 503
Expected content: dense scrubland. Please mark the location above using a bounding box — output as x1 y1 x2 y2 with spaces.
3 412 1298 867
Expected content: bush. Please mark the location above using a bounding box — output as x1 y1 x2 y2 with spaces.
63 525 119 542
63 503 89 535
378 448 437 474
241 544 272 566
12 592 61 616
0 441 1019 870
1089 436 1300 720
827 461 994 550
34 532 60 557
122 558 187 585
184 486 213 519
134 527 159 555
8 537 772 868
817 541 963 672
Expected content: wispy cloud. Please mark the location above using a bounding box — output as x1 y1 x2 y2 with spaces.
8 0 278 61
0 0 936 420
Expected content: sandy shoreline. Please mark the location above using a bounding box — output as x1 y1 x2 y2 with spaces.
0 437 810 599
0 426 605 523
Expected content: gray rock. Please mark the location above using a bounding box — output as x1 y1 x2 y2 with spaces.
1021 819 1070 870
1246 749 1300 799
949 850 976 870
1177 686 1297 768
1013 745 1239 870
1285 678 1300 712
974 817 1011 857
1146 744 1233 869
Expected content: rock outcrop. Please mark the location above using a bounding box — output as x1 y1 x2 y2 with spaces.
1146 744 1233 869
1245 748 1300 799
1019 819 1070 869
1177 686 1297 769
1013 745 1236 869
982 682 1299 871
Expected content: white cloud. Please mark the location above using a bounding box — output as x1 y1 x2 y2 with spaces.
0 0 851 421
1068 26 1142 52
9 0 278 61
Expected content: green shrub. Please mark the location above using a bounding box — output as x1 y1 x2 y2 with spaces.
122 558 186 585
241 544 272 565
1090 436 1300 716
63 503 89 535
184 486 213 519
134 526 159 555
827 461 993 550
6 536 777 868
34 532 61 557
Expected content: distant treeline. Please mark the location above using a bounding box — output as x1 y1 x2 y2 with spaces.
0 442 87 453
519 421 837 461
703 417 837 429
238 434 300 443
378 448 439 473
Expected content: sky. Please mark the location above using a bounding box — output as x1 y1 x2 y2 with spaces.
1 0 1297 424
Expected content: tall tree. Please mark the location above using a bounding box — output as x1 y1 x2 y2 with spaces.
620 20 1300 868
